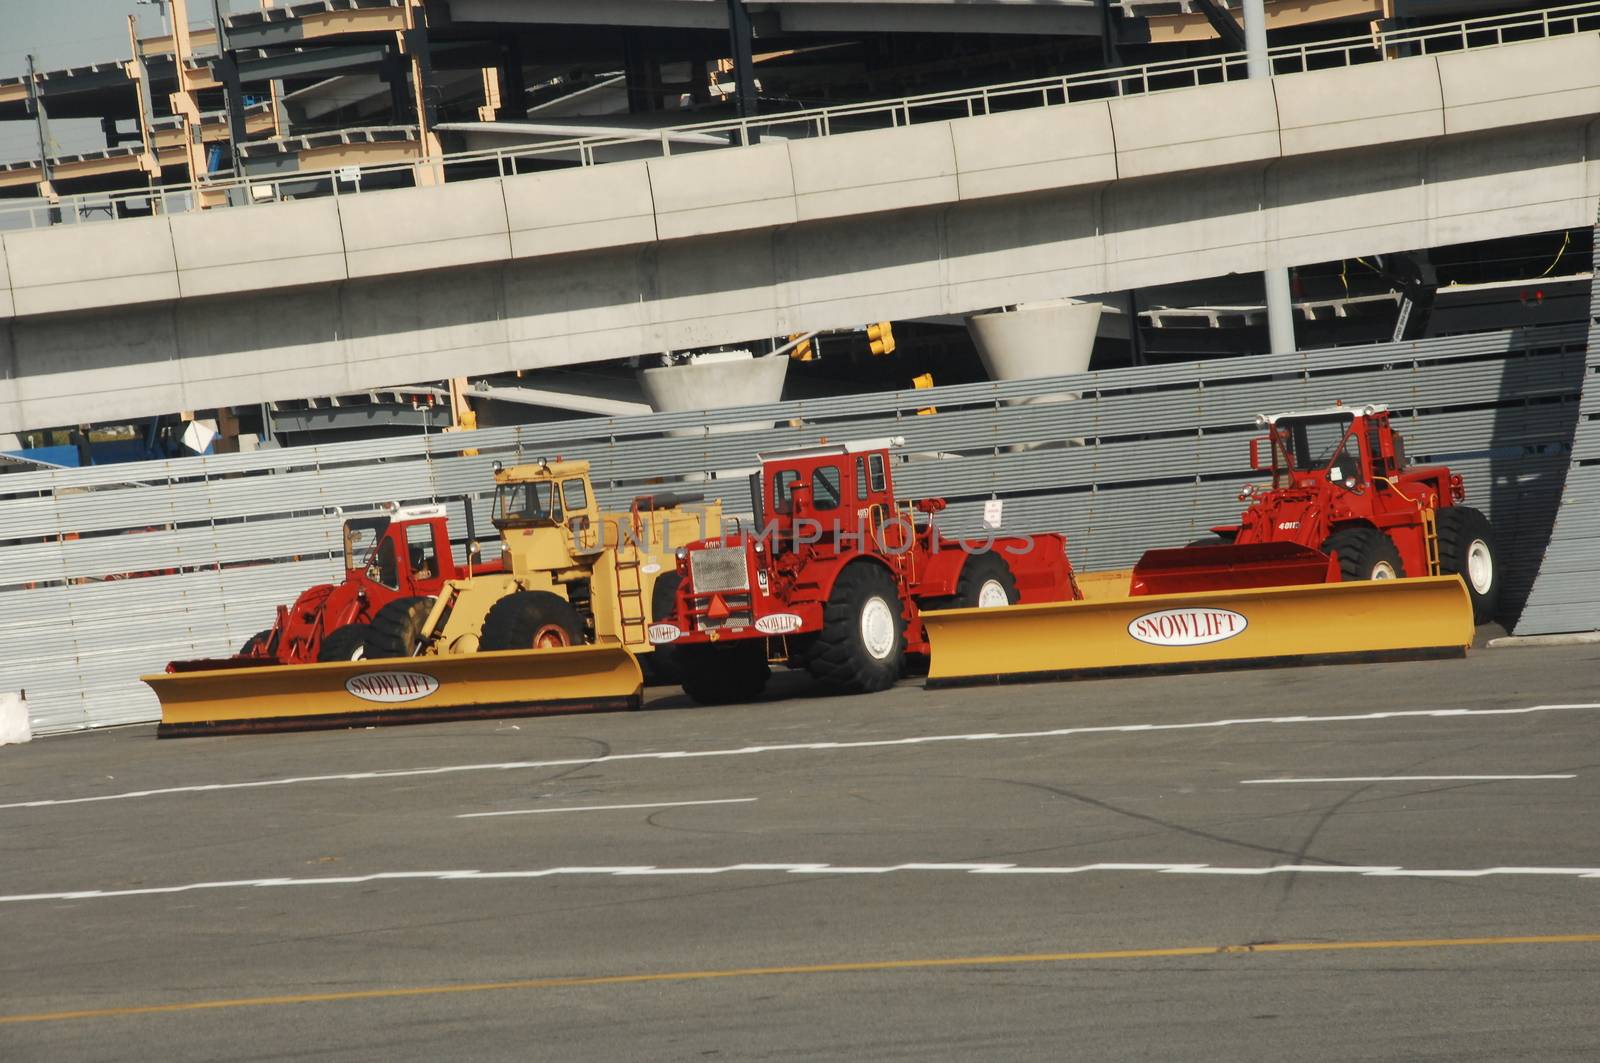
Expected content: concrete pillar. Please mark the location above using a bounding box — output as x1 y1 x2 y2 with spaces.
965 299 1100 390
1242 0 1270 78
635 350 788 436
1264 267 1296 354
1242 0 1296 354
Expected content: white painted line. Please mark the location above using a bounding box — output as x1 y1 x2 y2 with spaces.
6 862 1600 906
1488 631 1600 648
457 797 756 819
1241 775 1576 784
6 702 1599 812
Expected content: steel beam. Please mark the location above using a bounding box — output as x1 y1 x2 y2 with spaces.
726 0 757 119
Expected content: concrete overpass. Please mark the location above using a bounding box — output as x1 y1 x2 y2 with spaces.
2 18 1600 432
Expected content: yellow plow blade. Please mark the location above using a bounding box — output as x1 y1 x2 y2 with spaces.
145 645 643 738
924 575 1473 688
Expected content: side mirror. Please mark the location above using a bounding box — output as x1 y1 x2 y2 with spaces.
1249 437 1268 472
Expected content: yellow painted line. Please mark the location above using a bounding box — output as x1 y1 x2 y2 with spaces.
3 932 1598 1026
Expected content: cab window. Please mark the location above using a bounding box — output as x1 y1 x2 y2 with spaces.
493 481 559 528
405 523 437 581
773 469 801 514
562 478 588 513
1276 415 1361 481
856 457 870 501
812 465 842 511
374 536 399 589
868 453 887 493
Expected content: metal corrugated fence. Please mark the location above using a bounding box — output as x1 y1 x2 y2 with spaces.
1514 229 1600 634
0 322 1589 734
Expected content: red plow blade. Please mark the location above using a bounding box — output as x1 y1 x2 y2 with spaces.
1130 541 1338 596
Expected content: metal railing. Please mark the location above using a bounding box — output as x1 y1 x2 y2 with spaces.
2 0 1597 232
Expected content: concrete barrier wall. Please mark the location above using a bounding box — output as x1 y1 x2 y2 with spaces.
950 102 1118 201
1274 57 1445 156
5 34 1600 324
1437 33 1600 135
6 112 1596 434
2 36 1600 433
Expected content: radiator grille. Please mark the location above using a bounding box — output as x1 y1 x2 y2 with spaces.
690 545 750 593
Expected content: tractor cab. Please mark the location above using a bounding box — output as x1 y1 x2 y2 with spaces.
490 459 603 572
1251 402 1421 499
342 503 456 593
1254 404 1404 492
753 437 907 550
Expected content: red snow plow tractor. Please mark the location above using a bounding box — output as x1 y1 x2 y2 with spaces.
1137 403 1499 622
652 438 1083 704
172 501 497 670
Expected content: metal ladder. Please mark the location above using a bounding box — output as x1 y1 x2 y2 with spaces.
1421 507 1441 576
615 556 648 644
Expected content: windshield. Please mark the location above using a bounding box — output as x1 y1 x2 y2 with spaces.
1273 415 1359 477
493 481 559 528
343 518 387 572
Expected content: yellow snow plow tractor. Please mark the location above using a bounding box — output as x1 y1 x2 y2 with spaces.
146 459 718 736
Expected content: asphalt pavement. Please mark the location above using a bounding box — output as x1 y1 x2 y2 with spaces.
1 643 1597 1061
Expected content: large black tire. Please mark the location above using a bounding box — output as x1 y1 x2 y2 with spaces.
954 552 1018 608
678 641 770 705
806 562 907 694
1321 526 1406 582
922 552 1018 611
1436 506 1500 624
317 623 372 662
364 596 435 658
479 590 583 651
238 628 275 657
642 572 684 685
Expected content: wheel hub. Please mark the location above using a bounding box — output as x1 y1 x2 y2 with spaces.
1466 539 1493 594
532 624 572 649
1370 562 1396 580
860 596 896 661
976 579 1010 608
